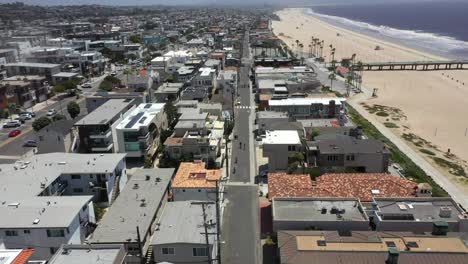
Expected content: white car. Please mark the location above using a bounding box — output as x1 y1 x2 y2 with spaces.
81 83 92 88
47 109 56 116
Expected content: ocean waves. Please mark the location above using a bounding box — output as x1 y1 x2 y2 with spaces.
305 8 468 58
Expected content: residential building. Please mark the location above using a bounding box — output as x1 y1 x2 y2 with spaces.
216 69 237 111
268 173 420 202
0 196 94 260
175 66 196 83
0 152 127 204
277 230 468 264
268 97 346 119
369 197 468 232
89 168 174 260
171 162 222 201
262 130 302 171
26 47 74 64
115 103 167 159
307 137 391 173
180 86 209 102
151 201 217 264
192 67 217 92
163 50 192 64
125 70 153 94
48 244 126 264
85 92 143 113
272 198 369 233
151 56 172 69
154 82 183 103
5 62 61 81
52 72 79 85
0 49 18 65
0 75 48 109
256 111 289 134
75 99 135 153
36 119 75 154
199 103 223 117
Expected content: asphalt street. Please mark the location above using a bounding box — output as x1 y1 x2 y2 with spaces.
221 30 262 264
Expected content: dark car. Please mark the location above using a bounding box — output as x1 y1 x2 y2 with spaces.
8 129 21 137
23 140 37 147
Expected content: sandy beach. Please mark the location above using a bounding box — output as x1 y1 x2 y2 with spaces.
272 8 468 193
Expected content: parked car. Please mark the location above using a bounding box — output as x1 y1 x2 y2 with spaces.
8 129 21 137
81 83 92 88
111 71 117 76
3 120 21 128
23 140 37 147
19 111 35 118
14 117 26 124
47 109 56 116
19 113 32 120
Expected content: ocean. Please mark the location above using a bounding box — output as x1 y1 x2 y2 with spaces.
306 1 468 59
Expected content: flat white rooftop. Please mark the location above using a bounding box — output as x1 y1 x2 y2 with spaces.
256 66 313 74
269 97 346 106
116 103 165 130
263 130 301 145
199 67 216 77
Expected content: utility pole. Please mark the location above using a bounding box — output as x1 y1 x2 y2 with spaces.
215 180 222 264
201 203 213 264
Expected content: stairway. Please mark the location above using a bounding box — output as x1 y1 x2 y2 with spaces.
145 246 154 264
110 175 121 204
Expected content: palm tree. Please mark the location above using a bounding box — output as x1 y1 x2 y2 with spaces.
295 40 300 55
328 73 336 91
308 44 312 58
331 48 336 69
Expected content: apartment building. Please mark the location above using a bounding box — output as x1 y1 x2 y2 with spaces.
48 244 126 264
154 82 183 102
268 97 346 119
75 99 135 153
5 62 61 81
115 103 167 159
0 75 48 109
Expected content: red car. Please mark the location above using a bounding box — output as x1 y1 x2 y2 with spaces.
8 129 21 137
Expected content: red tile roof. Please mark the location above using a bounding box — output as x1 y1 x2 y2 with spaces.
268 173 418 201
12 249 35 264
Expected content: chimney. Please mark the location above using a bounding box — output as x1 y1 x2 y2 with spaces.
385 248 399 264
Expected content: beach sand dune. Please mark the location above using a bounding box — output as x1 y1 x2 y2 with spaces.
273 9 468 192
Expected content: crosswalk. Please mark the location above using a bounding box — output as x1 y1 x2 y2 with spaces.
235 105 254 110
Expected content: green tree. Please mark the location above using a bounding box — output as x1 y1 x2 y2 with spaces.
144 157 153 168
52 114 66 121
32 116 52 131
164 101 178 128
99 80 113 91
129 35 142 44
8 103 19 116
311 129 320 140
67 101 80 119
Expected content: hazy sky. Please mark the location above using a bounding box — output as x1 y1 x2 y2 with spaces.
2 0 461 6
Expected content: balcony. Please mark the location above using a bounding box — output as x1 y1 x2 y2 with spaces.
91 143 113 152
125 141 142 152
89 129 112 139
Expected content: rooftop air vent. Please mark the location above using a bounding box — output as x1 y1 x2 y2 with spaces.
133 183 139 189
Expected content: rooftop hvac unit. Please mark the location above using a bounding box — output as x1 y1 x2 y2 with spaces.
439 207 452 218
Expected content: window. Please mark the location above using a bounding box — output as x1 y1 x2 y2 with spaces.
73 188 84 193
288 145 296 151
193 247 208 257
24 229 31 234
385 241 396 248
317 240 327 246
46 229 65 237
5 230 18 236
71 175 81 180
162 247 175 255
346 155 355 161
38 135 44 141
406 241 419 248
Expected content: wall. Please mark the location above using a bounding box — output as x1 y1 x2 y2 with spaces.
273 220 369 233
173 187 216 202
263 144 301 171
153 243 214 264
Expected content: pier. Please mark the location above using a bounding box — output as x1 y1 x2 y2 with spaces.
352 60 468 71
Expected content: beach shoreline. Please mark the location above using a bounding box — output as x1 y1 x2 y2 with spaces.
272 8 468 195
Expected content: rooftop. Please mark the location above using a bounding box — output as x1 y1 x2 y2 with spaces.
156 82 184 93
374 197 466 222
317 138 389 154
89 168 174 243
263 130 301 145
172 162 222 189
0 196 92 228
6 62 61 68
75 99 134 126
269 97 345 106
0 249 35 264
48 244 125 264
273 198 367 222
199 67 216 77
255 66 313 74
0 153 126 199
278 230 468 264
177 66 195 75
116 103 165 130
268 173 418 202
179 110 208 121
151 201 216 245
257 111 289 119
52 72 79 78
